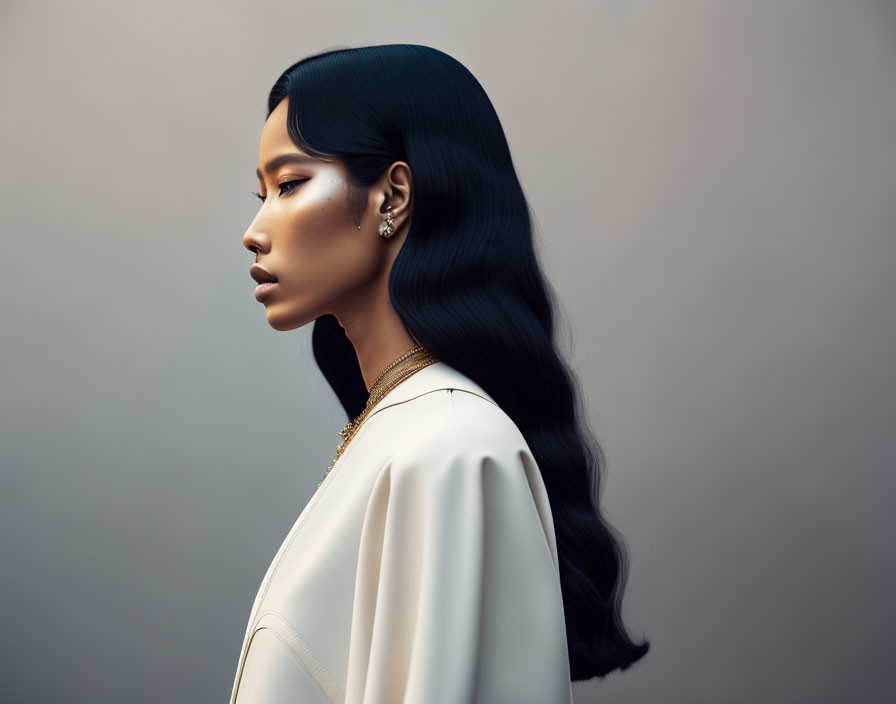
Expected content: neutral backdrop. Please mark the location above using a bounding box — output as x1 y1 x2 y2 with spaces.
1 1 894 702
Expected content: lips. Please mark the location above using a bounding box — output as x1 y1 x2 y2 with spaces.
250 264 278 284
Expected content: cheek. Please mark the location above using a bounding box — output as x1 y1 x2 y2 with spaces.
277 179 377 290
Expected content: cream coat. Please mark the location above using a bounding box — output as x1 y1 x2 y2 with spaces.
229 360 574 703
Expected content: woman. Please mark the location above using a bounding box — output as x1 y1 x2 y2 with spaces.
232 44 649 704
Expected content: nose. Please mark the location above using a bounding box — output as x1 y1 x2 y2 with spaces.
243 225 269 259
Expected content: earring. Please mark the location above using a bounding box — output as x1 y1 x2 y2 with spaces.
379 205 394 238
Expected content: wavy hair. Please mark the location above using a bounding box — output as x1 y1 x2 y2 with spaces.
263 43 649 680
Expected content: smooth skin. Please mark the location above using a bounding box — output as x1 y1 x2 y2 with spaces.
243 97 419 393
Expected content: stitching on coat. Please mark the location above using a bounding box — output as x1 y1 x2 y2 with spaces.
367 387 499 422
252 610 345 703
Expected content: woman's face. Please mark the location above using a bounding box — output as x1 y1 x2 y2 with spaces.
243 98 396 331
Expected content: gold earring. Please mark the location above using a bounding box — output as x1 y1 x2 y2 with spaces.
379 205 394 238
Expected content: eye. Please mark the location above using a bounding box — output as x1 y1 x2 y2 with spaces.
252 179 309 203
278 178 308 195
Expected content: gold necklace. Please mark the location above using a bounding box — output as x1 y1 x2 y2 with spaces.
316 344 438 491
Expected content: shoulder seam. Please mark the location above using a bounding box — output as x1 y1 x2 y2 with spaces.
366 388 449 420
448 388 500 408
367 387 499 420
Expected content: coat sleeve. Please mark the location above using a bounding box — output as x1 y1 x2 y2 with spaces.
343 439 574 704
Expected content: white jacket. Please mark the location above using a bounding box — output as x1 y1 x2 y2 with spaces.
229 360 574 703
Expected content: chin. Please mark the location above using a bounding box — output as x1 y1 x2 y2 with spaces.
265 305 313 332
266 312 300 331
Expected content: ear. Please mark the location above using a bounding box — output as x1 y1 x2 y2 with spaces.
371 161 413 237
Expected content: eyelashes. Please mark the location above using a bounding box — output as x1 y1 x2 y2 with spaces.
252 179 309 203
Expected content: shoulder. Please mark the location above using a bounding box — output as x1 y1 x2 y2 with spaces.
374 388 532 482
359 387 560 568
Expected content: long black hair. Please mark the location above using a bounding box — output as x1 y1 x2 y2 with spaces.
263 43 649 681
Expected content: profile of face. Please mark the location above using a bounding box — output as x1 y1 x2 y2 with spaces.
243 98 411 331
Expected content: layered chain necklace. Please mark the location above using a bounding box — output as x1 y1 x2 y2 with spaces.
316 344 439 491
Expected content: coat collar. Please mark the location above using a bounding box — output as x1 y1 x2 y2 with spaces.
366 360 498 419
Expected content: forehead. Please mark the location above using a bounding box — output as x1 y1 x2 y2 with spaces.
255 98 347 181
256 99 326 179
258 98 293 155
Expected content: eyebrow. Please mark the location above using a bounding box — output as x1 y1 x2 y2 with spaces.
256 153 318 180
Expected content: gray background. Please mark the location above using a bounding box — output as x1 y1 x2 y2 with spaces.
1 1 894 702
